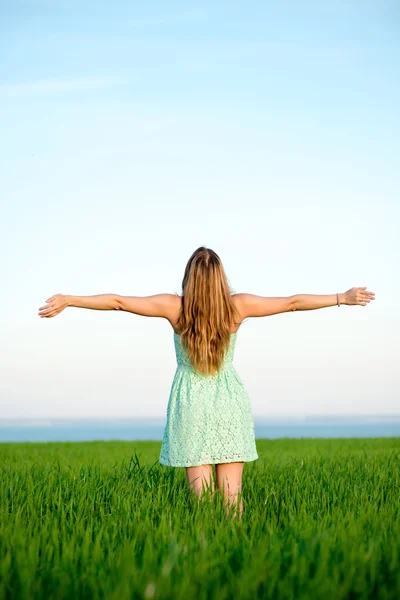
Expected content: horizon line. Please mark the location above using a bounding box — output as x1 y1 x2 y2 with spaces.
1 414 399 424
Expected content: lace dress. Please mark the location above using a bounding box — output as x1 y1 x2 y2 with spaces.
159 331 259 467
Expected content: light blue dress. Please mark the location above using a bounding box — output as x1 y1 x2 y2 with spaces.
159 331 259 467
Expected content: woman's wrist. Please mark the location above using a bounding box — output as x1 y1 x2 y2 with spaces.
338 292 347 306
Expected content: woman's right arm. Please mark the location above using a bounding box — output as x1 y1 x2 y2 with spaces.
234 287 375 318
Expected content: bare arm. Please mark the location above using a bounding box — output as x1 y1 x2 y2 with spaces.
234 287 375 319
66 294 118 310
292 287 375 310
38 293 178 319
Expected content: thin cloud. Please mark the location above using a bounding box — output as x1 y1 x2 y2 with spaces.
0 75 127 97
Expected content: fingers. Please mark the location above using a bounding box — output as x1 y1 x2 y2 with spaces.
357 288 375 306
38 308 59 318
38 294 62 317
38 302 54 311
38 301 58 317
358 288 375 296
38 303 53 310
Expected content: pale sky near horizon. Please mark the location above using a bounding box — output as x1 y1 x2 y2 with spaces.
1 1 399 419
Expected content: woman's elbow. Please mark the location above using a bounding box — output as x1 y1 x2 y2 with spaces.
113 295 123 310
288 295 298 311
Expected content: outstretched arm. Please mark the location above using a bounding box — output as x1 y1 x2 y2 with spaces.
292 287 375 310
38 293 177 319
234 287 375 319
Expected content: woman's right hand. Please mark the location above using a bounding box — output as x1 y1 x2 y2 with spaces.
38 294 68 318
343 287 375 306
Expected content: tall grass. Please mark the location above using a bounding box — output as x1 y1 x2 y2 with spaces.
1 438 399 599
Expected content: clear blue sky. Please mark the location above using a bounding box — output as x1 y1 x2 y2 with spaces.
1 1 398 419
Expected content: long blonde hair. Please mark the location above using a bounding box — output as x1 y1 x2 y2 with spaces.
175 246 241 375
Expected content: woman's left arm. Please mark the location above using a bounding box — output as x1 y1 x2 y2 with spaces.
38 293 177 319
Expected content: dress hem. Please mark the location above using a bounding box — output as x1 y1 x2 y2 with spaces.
159 454 259 467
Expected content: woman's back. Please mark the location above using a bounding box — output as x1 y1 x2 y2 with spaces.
160 325 258 467
174 330 238 373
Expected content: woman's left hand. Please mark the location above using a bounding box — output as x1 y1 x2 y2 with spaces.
38 294 68 318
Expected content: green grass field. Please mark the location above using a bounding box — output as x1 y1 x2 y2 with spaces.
1 438 399 599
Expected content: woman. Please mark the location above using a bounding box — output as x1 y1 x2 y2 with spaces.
38 246 375 519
